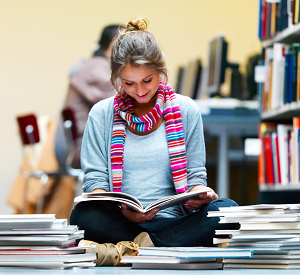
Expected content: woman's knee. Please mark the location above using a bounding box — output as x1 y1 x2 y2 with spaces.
69 201 107 226
205 198 238 212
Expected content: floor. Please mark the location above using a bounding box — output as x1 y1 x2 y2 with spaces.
0 267 299 275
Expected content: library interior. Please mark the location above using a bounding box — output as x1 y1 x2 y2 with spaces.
1 0 300 273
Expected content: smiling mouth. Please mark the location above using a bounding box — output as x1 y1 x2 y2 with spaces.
137 91 150 98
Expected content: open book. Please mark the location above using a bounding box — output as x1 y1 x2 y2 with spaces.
74 189 209 214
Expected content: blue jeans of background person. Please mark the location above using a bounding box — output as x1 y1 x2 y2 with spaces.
70 198 238 247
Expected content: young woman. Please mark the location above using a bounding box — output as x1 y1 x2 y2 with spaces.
70 18 238 248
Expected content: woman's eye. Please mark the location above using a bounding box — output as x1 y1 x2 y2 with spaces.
143 79 152 83
125 82 133 86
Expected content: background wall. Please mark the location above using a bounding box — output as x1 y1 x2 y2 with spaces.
0 0 261 214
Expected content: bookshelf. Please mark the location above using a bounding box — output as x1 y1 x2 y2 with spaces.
257 1 300 201
261 23 300 48
261 101 300 120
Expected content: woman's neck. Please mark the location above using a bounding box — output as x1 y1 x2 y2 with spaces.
132 93 157 117
128 93 163 136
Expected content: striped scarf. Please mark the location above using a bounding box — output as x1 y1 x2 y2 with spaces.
111 82 188 194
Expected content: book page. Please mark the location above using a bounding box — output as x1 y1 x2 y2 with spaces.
144 189 209 212
80 192 143 208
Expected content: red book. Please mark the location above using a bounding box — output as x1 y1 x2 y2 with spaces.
261 0 267 39
275 134 281 183
264 133 275 184
258 123 278 185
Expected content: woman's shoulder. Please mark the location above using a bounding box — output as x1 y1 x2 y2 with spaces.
176 94 200 116
89 96 115 121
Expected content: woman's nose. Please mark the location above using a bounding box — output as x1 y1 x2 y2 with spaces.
136 83 145 95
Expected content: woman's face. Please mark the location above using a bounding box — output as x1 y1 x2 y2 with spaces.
119 64 160 105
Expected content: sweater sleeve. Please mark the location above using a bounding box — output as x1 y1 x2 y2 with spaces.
182 98 207 191
81 113 110 193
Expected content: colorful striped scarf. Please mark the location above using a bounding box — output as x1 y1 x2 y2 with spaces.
111 82 187 194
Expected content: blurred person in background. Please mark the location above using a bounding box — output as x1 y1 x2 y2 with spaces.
54 24 123 169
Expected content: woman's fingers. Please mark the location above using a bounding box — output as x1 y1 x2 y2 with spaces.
120 204 159 223
120 204 146 223
144 208 159 221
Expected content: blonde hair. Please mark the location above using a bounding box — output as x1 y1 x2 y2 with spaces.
110 18 168 94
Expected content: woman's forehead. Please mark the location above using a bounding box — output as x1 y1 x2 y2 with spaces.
120 65 158 81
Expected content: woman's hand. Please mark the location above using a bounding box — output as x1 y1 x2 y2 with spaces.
183 185 218 211
120 204 159 223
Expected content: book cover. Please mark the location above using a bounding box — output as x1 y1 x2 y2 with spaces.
271 43 286 109
277 124 293 184
262 48 273 111
267 60 273 110
297 52 300 101
121 255 217 264
293 117 300 183
258 0 263 39
272 132 279 183
0 252 97 263
279 0 289 31
224 263 300 269
292 44 300 102
263 133 275 184
137 247 253 258
239 222 300 231
262 0 267 38
131 262 223 270
287 130 293 182
276 133 282 183
258 123 278 185
283 49 294 104
294 0 299 24
270 3 277 37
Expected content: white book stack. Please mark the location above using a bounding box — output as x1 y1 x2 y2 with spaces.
120 246 253 270
208 204 300 269
0 214 96 269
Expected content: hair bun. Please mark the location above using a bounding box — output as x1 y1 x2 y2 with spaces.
126 18 148 31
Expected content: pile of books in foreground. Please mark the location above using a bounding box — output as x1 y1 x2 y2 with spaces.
209 203 300 269
0 214 96 269
120 246 253 270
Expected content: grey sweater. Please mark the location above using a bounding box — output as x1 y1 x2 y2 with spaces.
81 94 207 195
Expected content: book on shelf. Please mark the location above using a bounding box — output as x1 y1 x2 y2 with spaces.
74 189 208 214
258 121 300 186
257 43 300 112
258 0 297 40
293 117 300 182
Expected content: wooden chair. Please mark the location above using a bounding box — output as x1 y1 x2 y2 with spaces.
16 112 83 214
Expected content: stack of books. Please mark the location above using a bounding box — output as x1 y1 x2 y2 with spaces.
0 214 96 269
120 246 253 270
208 203 300 269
